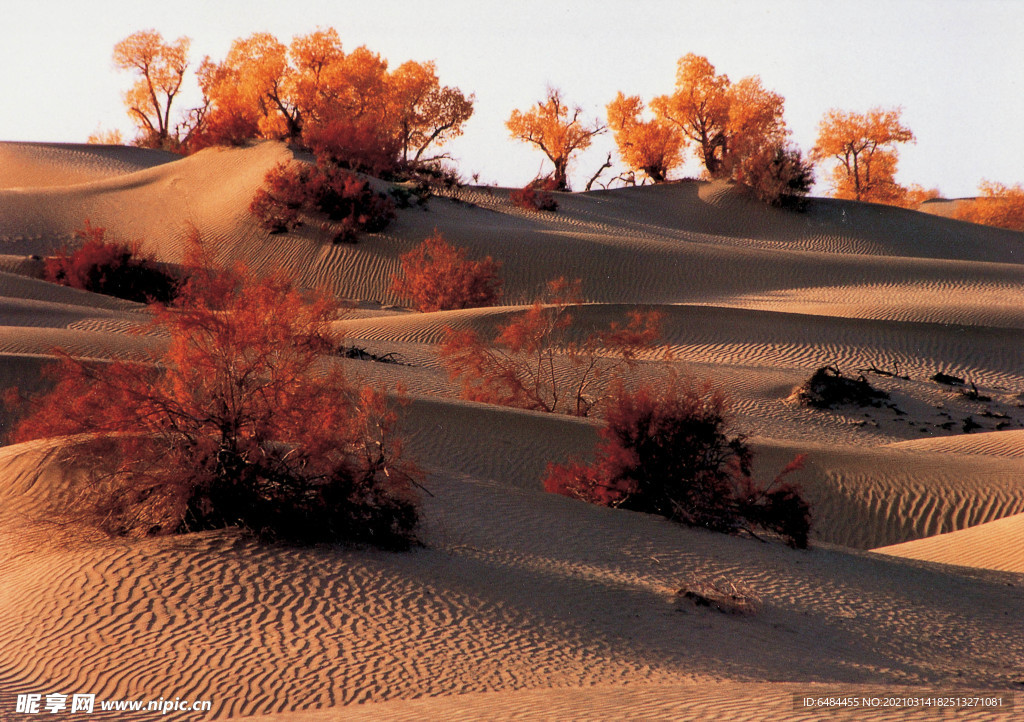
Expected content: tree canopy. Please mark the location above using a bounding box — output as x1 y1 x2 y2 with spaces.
113 29 191 149
606 93 684 184
506 88 605 191
112 27 473 171
811 107 915 204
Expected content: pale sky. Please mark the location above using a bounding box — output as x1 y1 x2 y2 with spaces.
2 0 1022 197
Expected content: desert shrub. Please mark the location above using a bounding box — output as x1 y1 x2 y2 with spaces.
544 379 810 548
389 183 431 209
44 222 179 304
898 184 942 210
185 109 260 153
734 144 815 209
676 575 761 615
249 162 310 232
391 232 503 312
510 176 559 212
249 161 395 242
11 256 420 548
441 278 662 416
793 365 889 409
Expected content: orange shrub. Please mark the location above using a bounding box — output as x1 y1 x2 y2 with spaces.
12 255 420 547
391 232 503 311
545 378 810 548
44 221 179 304
510 177 559 212
441 278 662 417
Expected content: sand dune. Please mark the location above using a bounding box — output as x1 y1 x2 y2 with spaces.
874 511 1024 574
0 142 178 190
0 142 1022 719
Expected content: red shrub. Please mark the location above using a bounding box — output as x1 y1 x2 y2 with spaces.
44 221 179 304
441 278 662 416
510 176 559 212
544 378 810 548
391 232 503 311
249 162 309 233
249 161 395 242
311 164 396 242
13 256 420 548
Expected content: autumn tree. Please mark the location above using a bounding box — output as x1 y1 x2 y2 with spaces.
646 54 809 205
954 181 1024 231
113 30 191 149
11 246 420 547
391 232 503 311
544 378 811 548
721 76 787 176
506 88 606 191
811 107 915 203
651 54 731 176
198 32 297 143
441 278 662 417
194 28 473 172
606 92 684 183
389 60 475 165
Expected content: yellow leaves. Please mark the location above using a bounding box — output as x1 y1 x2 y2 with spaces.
811 107 915 203
506 88 605 190
390 60 475 163
650 54 789 180
196 28 472 166
113 29 191 144
606 92 684 183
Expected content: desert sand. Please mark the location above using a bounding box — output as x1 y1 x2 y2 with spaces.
0 141 1021 719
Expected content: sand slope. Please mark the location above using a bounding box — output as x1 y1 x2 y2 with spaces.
0 142 1022 720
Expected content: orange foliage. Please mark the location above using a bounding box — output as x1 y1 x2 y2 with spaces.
544 378 810 548
648 54 805 204
391 232 503 312
506 88 606 191
113 29 191 149
606 92 684 183
389 60 476 165
194 28 473 170
303 116 402 175
86 128 125 145
898 184 942 210
954 181 1024 231
651 54 732 176
440 278 662 416
12 251 420 546
811 107 915 203
722 76 787 175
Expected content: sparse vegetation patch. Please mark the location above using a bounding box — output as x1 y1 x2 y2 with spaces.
793 365 889 409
